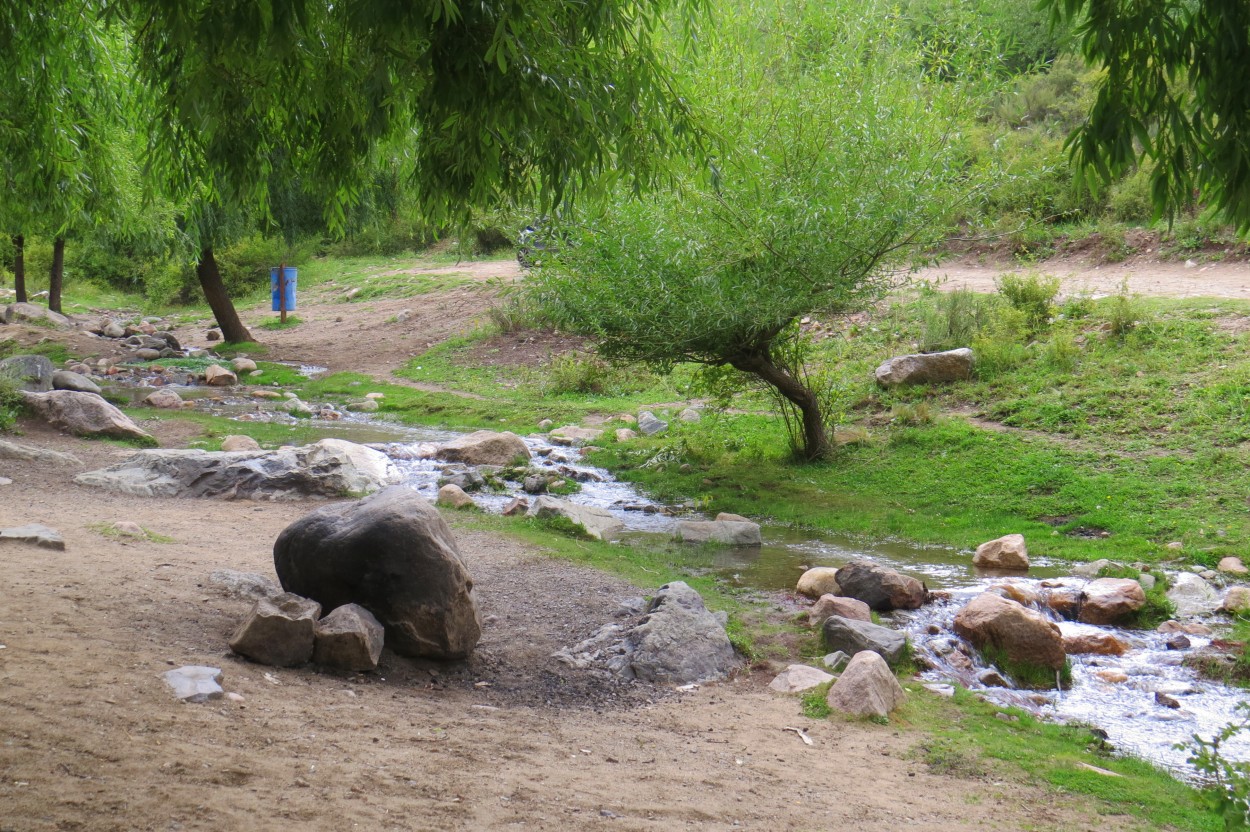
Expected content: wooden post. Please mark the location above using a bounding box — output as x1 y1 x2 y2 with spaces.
278 262 287 324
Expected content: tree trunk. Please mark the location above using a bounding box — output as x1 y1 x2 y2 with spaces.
11 235 25 303
196 247 255 343
49 237 65 313
731 351 832 461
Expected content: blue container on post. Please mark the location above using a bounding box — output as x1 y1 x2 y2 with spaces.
270 267 297 312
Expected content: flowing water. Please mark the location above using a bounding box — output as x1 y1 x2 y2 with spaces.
109 372 1249 775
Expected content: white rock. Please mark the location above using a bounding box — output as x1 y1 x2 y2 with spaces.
768 664 834 693
163 666 224 703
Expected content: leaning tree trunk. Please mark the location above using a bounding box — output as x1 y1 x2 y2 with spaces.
11 234 26 303
731 350 832 461
196 247 255 343
48 237 65 313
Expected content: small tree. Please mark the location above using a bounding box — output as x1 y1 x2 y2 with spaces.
532 0 995 460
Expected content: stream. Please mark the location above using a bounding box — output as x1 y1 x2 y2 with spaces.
112 371 1250 776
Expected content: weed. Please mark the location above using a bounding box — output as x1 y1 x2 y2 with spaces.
1106 279 1146 339
891 401 934 426
1043 325 1081 372
1183 702 1250 828
0 373 25 431
800 683 834 719
974 646 1071 690
920 287 987 351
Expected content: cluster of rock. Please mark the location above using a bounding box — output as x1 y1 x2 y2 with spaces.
2 353 154 442
421 428 764 546
224 486 482 672
553 581 739 685
230 594 385 671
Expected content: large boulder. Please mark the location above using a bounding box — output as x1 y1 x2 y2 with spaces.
1078 578 1146 625
627 582 737 684
675 518 762 547
0 355 54 391
313 604 385 671
796 567 840 599
527 496 624 541
435 430 530 466
273 487 481 659
1168 573 1221 617
74 438 400 500
228 593 321 667
834 560 926 611
825 651 906 718
552 582 738 685
874 348 974 387
4 303 72 328
821 615 907 665
22 390 153 442
952 593 1065 671
973 534 1029 571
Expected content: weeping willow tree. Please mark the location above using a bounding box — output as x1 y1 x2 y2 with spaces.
531 0 1000 460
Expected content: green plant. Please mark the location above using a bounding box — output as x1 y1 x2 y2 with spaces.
996 271 1059 333
800 683 833 719
0 373 25 431
971 304 1030 377
258 315 303 330
1043 325 1081 371
919 287 988 351
979 646 1072 690
891 401 934 425
1106 279 1146 339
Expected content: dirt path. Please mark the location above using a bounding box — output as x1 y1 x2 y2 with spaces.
916 255 1250 300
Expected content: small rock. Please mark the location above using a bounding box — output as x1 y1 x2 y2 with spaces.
144 388 184 409
133 348 162 361
808 594 871 625
796 567 839 599
537 419 554 429
1165 634 1191 651
206 329 221 341
207 569 282 601
1218 557 1248 575
973 534 1029 571
502 496 529 516
874 348 973 387
1079 578 1146 625
1221 586 1250 614
163 666 224 703
228 593 321 667
614 428 638 442
204 365 238 386
1072 558 1119 578
436 484 476 510
822 651 850 671
636 411 668 436
549 425 604 446
1165 541 1183 551
768 664 834 694
977 668 1012 688
102 321 126 338
110 521 146 538
678 408 701 423
1155 691 1181 709
348 399 380 412
1168 572 1221 617
1095 669 1129 684
314 604 385 671
51 370 101 395
231 358 258 373
822 615 907 665
221 434 261 452
923 683 956 698
1063 630 1128 656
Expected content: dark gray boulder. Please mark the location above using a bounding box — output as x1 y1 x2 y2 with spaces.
51 369 101 395
628 581 738 684
273 486 482 660
835 559 927 611
0 355 54 392
821 615 908 665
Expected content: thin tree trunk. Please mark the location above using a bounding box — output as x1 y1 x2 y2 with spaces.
731 351 832 461
49 237 65 313
11 235 26 303
196 247 255 343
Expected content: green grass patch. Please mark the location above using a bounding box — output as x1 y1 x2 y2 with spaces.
257 315 304 330
89 521 175 543
800 682 833 719
0 338 70 364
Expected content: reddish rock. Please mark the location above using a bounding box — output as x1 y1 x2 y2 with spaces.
808 594 871 625
1079 578 1146 625
1063 630 1128 656
953 593 1066 671
973 534 1030 571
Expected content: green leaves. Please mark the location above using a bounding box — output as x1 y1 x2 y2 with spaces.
1050 0 1250 233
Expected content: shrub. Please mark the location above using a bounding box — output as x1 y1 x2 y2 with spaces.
919 287 988 352
1043 325 1081 371
997 271 1059 333
972 304 1030 378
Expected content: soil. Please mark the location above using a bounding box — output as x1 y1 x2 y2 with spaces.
1 252 1219 831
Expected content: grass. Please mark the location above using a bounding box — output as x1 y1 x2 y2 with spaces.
89 521 175 543
257 315 304 330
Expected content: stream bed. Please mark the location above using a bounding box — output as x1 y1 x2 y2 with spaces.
114 374 1250 775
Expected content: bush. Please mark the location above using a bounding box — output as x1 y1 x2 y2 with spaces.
1107 168 1155 224
997 271 1059 333
972 305 1030 377
1043 325 1081 371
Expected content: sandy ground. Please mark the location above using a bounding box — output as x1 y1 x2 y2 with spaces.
2 252 1226 831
